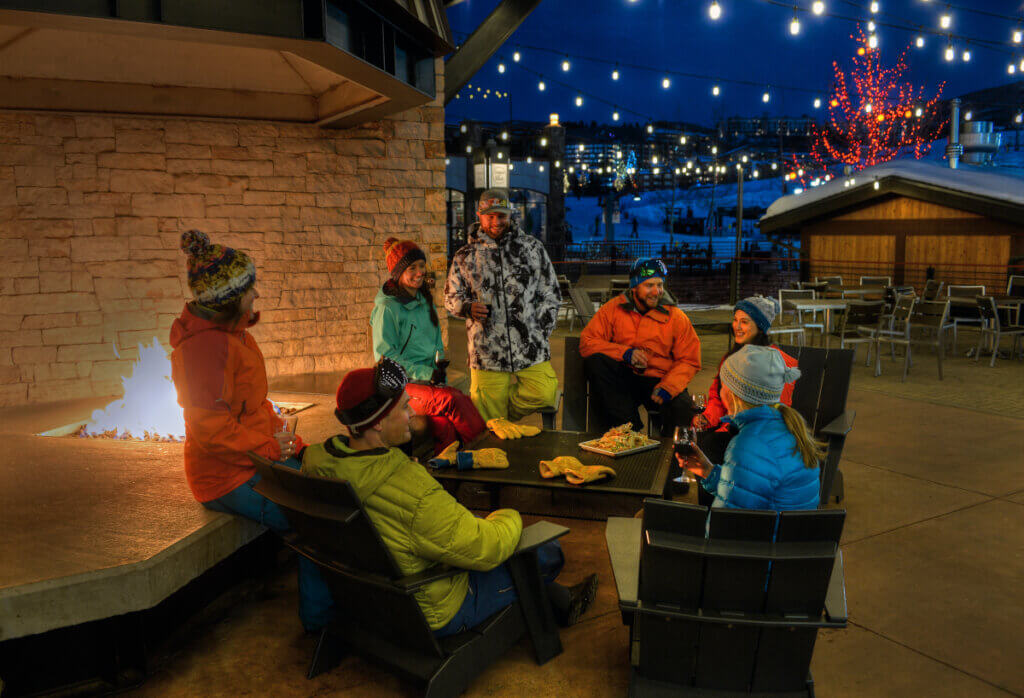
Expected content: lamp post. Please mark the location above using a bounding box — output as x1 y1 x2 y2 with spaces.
729 164 744 304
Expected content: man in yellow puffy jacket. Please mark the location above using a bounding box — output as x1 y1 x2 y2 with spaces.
302 358 598 636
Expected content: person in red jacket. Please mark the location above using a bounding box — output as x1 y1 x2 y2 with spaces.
579 257 702 436
169 229 332 631
690 295 798 505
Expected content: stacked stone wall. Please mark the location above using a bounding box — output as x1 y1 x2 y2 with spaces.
0 98 446 406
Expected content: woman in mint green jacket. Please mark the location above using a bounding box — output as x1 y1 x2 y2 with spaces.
370 238 485 453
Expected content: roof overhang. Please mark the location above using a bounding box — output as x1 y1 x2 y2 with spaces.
760 175 1024 234
0 1 454 128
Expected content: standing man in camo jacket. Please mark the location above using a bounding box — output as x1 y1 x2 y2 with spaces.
444 189 561 423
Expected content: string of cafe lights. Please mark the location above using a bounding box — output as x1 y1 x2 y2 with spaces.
725 0 1024 70
452 83 510 101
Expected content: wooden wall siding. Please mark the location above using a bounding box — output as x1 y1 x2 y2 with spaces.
832 196 982 221
808 234 895 282
904 235 1010 291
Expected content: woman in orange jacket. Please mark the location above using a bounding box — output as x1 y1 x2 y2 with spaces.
169 229 332 631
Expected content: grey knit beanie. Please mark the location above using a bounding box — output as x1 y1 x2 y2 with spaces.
720 345 801 405
734 295 779 333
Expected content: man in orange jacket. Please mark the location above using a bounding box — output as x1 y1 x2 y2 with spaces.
579 257 701 436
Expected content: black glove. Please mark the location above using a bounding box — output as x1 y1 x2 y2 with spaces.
430 360 450 386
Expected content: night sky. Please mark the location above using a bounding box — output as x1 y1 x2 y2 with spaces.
445 0 1024 127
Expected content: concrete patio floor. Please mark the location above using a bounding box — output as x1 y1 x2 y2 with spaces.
17 310 1023 697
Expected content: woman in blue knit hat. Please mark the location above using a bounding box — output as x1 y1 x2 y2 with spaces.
684 345 823 511
689 295 799 505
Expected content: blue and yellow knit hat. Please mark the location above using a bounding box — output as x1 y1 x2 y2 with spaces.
629 257 668 288
180 229 256 309
720 345 801 406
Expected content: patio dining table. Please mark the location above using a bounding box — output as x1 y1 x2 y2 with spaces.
834 285 886 298
431 430 675 519
782 298 849 348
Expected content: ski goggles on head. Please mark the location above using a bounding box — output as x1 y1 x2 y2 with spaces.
629 258 669 287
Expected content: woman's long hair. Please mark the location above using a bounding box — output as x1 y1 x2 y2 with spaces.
728 394 826 469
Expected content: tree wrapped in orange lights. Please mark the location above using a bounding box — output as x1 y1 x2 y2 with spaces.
810 29 947 172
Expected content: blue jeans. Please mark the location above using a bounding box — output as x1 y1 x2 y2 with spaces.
202 460 334 632
434 540 565 638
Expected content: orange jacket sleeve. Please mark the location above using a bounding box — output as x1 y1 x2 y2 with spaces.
653 311 702 398
579 300 631 361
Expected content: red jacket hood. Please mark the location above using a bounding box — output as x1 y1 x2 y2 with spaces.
169 304 257 348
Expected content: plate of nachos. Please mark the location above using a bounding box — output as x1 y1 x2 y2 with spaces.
578 423 661 458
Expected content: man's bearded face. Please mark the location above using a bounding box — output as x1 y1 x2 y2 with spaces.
478 212 510 239
634 278 663 310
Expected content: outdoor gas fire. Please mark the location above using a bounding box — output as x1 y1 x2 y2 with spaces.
77 338 186 441
39 339 311 442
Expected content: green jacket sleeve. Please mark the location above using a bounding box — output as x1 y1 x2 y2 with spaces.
370 303 433 381
409 488 523 571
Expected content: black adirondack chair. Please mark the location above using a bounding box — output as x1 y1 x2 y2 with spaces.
561 335 662 435
606 499 847 697
776 344 855 506
247 453 568 698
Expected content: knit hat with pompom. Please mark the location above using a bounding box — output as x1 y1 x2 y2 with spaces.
382 237 426 281
180 229 256 309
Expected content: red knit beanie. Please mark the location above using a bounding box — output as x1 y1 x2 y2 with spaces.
383 237 426 280
335 358 408 434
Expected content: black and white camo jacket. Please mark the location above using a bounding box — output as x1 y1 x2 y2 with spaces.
444 223 561 373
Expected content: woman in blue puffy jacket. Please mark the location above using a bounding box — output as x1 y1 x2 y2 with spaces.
683 344 823 511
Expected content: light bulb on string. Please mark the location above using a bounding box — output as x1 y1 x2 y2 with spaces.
647 123 654 134
662 76 671 89
864 102 873 113
790 12 801 36
870 1 879 13
867 21 876 32
538 80 546 91
962 48 971 62
561 57 570 72
526 156 532 163
513 50 521 62
1014 28 1023 44
612 66 620 80
612 110 620 121
575 95 583 107
709 1 722 20
712 84 720 96
939 13 951 29
814 97 822 108
1008 63 1016 75
868 34 878 49
762 90 770 103
812 1 825 15
915 35 925 48
498 63 505 74
1015 112 1023 124
1020 58 1024 71
944 43 955 61
964 110 972 121
501 131 509 140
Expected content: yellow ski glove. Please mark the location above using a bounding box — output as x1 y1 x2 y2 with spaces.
487 418 542 439
427 441 461 469
427 442 509 470
538 456 616 485
457 448 509 470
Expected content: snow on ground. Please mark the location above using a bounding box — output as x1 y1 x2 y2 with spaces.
565 177 787 252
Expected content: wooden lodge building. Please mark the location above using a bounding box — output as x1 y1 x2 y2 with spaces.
760 160 1024 292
